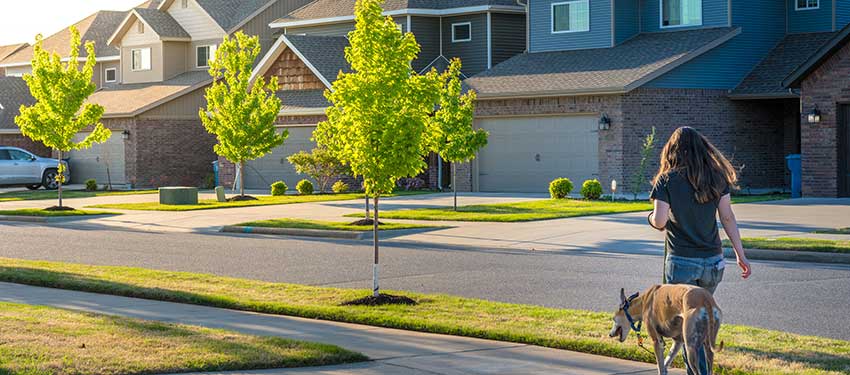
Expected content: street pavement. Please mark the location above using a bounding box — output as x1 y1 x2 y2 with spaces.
0 282 677 375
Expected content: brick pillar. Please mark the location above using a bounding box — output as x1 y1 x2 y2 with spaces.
454 161 473 192
218 157 236 188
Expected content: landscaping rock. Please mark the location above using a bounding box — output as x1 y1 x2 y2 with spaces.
159 187 199 205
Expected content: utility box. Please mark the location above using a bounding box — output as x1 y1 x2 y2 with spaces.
786 154 801 198
160 187 199 205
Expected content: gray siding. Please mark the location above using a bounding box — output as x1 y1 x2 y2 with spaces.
641 0 729 33
442 14 488 76
287 22 356 36
139 85 209 119
490 13 526 67
239 0 315 56
411 16 441 73
529 0 613 52
614 0 639 44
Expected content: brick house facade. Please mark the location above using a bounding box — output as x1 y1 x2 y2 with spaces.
0 134 50 157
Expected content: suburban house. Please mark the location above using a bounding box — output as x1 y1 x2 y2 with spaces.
0 43 28 76
220 0 528 190
463 0 850 196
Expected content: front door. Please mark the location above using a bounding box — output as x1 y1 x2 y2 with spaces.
841 105 850 197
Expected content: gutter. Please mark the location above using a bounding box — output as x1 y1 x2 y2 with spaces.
0 56 120 68
269 5 526 29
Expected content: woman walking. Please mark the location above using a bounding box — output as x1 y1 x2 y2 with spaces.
647 127 751 375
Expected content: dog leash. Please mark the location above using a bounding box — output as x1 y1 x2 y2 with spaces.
622 293 656 356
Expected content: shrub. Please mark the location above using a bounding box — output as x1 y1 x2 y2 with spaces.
332 180 350 194
84 179 98 191
270 181 287 196
397 177 426 191
296 179 314 195
581 179 603 200
549 178 573 199
287 148 350 193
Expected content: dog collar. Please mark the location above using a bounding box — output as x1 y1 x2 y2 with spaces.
622 292 642 332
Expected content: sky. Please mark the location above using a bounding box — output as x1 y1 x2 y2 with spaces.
0 1 144 46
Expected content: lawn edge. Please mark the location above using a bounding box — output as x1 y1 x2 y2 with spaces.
221 225 445 240
723 248 850 264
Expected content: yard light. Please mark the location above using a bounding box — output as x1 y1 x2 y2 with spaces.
807 106 822 124
611 179 617 202
122 130 130 140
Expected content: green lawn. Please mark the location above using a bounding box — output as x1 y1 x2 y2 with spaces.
0 189 157 202
0 258 846 375
88 191 432 212
0 208 118 217
0 301 364 375
729 194 791 204
724 237 850 253
238 218 443 232
814 228 850 235
361 199 654 222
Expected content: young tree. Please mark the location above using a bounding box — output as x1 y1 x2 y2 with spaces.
429 59 487 211
314 0 445 299
200 31 285 199
630 127 657 199
287 148 350 193
16 26 110 209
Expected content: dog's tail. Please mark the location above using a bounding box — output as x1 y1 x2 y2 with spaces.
705 301 724 352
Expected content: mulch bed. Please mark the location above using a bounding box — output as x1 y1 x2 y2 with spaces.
341 294 417 306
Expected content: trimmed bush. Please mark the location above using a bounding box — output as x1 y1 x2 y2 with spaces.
332 180 350 194
397 177 426 191
549 178 573 199
84 179 98 191
296 179 314 195
270 181 287 196
581 179 603 200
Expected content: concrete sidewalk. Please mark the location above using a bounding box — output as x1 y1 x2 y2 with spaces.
0 282 677 375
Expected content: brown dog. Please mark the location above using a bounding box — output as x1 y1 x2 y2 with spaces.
609 285 722 375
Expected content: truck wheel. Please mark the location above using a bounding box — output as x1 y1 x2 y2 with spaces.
42 169 60 190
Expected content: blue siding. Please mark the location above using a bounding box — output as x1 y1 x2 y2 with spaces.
442 14 489 76
411 16 441 73
529 0 613 52
640 0 729 33
787 0 833 33
615 0 640 44
838 0 850 29
646 0 785 89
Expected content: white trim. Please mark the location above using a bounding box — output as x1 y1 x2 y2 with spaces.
228 0 278 33
130 47 152 72
451 22 472 43
407 15 412 33
104 67 118 83
486 12 492 69
794 0 819 10
195 45 217 68
0 56 120 68
551 0 591 34
250 35 287 84
277 108 328 116
269 5 526 28
659 0 704 29
0 129 22 135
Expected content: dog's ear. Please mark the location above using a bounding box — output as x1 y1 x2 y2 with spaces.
619 288 626 304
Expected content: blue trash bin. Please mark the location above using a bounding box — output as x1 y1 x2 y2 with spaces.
786 154 801 198
212 161 220 187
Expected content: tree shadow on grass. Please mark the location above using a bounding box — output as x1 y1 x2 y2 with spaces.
724 345 850 374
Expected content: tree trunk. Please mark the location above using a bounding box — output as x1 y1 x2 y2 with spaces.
57 150 63 208
365 196 370 219
239 161 245 197
372 195 380 298
452 163 457 211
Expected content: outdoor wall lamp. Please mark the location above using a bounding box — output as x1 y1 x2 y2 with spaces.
122 130 131 140
598 114 611 130
807 106 822 124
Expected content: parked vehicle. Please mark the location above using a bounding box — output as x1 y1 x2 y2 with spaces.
0 147 69 190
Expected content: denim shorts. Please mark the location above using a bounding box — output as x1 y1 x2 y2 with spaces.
664 254 725 294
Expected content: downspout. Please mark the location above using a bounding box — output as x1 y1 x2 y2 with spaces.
516 0 529 52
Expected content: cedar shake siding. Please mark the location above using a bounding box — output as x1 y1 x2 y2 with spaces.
265 48 326 91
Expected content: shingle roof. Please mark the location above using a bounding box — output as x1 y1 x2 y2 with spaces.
0 44 28 63
2 11 128 65
87 71 211 117
278 89 329 113
285 35 351 84
277 0 520 24
731 32 835 99
134 8 190 39
784 22 850 88
465 27 741 98
0 77 35 131
192 0 275 32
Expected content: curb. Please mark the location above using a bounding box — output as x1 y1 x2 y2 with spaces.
0 214 119 224
0 215 49 223
724 247 850 265
221 226 366 240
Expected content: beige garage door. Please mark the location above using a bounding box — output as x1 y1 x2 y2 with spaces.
476 115 599 193
68 132 126 185
244 126 317 190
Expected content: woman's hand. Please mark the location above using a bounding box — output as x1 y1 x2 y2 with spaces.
737 256 752 279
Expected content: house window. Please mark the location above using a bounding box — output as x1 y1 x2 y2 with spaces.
196 45 216 68
181 0 188 8
661 0 702 28
137 21 145 34
452 22 472 42
552 1 590 33
104 68 117 83
131 48 151 71
796 0 819 10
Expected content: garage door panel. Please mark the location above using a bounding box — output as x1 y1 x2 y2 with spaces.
68 133 126 185
476 116 599 193
244 126 317 190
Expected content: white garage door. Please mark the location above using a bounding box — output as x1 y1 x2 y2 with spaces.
476 115 599 192
244 126 317 190
68 132 126 185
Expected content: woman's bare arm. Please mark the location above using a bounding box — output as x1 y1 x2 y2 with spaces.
649 199 670 231
718 194 752 279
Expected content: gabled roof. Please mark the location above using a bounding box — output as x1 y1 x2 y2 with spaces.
1 11 128 67
0 77 35 131
730 32 835 99
158 0 277 33
0 44 28 64
109 8 191 45
465 27 741 99
253 34 351 88
87 71 211 118
784 23 850 88
277 89 329 115
273 0 523 27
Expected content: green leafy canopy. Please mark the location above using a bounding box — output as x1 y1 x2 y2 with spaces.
15 26 110 151
200 32 285 165
430 59 487 163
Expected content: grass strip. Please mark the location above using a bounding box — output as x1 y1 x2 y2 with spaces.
813 228 850 235
0 189 157 202
0 208 118 217
724 237 850 253
238 218 444 232
0 301 365 375
0 258 846 375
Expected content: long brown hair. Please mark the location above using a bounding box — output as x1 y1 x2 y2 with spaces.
653 127 738 204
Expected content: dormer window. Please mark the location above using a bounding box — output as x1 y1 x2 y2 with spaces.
552 1 590 34
131 48 151 71
196 45 217 68
137 21 145 34
796 0 819 10
452 22 472 42
661 0 702 28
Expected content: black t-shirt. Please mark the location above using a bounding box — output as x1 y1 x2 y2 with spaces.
650 171 728 258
